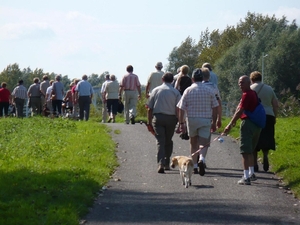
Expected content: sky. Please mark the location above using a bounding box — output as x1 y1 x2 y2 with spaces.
1 0 300 86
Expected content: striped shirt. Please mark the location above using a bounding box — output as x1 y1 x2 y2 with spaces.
120 73 141 91
177 82 219 118
12 85 27 99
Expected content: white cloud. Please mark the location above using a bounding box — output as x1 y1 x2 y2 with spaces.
275 7 300 24
0 22 55 40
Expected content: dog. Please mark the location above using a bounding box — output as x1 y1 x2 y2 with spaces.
171 156 194 188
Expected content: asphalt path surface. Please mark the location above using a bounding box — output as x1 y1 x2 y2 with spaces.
84 122 300 225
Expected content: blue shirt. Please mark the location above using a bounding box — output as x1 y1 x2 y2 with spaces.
75 80 94 96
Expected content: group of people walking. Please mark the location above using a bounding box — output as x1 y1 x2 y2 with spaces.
101 65 142 125
0 74 94 121
0 62 278 185
145 62 278 186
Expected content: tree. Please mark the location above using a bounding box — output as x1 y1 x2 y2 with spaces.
166 36 199 74
0 63 23 91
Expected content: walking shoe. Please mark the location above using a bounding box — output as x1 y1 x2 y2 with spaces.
263 156 269 172
237 177 251 185
107 118 112 123
198 160 205 176
130 115 135 124
193 168 198 174
249 174 257 181
157 165 165 174
164 165 170 171
254 165 259 172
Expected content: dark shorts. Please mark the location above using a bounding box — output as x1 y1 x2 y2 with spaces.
240 119 261 154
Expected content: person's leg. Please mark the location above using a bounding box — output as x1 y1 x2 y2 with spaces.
199 134 211 165
85 99 90 121
32 98 39 115
197 119 211 175
262 149 269 171
130 92 138 118
0 103 4 117
111 99 119 122
153 114 166 173
123 92 130 124
106 100 112 122
78 97 84 120
190 136 199 168
253 147 259 172
15 99 22 117
52 99 57 116
164 115 177 169
57 100 63 115
4 102 9 117
186 117 201 173
239 120 253 184
127 91 136 124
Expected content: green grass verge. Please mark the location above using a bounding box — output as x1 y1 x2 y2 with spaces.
0 117 118 225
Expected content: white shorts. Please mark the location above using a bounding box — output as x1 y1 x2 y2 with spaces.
186 117 211 139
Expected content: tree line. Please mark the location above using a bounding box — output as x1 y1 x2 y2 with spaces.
166 12 300 116
0 63 110 92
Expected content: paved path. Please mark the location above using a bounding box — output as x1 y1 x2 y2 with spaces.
84 123 300 225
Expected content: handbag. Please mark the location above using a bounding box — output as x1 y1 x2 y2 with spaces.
117 100 124 113
244 93 266 128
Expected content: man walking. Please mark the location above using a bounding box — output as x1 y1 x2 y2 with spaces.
11 80 27 118
145 62 164 98
147 72 181 173
202 62 218 87
100 74 111 123
119 65 142 124
27 77 42 116
40 75 50 109
75 74 94 121
222 75 261 185
199 67 222 168
177 68 219 176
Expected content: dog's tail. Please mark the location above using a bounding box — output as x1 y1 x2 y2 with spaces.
183 160 193 172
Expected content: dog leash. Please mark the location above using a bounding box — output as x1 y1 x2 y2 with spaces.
191 135 223 157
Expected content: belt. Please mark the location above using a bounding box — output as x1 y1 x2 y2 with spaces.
30 96 41 98
124 89 135 91
153 113 176 116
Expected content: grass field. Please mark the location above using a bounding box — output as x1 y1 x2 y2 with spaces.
0 117 118 225
0 115 299 224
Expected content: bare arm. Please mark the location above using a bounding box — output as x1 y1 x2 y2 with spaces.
216 99 222 129
147 107 153 125
146 82 150 98
178 107 187 133
137 86 142 100
118 86 124 99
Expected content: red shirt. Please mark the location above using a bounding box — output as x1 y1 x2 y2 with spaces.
239 89 258 119
0 88 11 102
